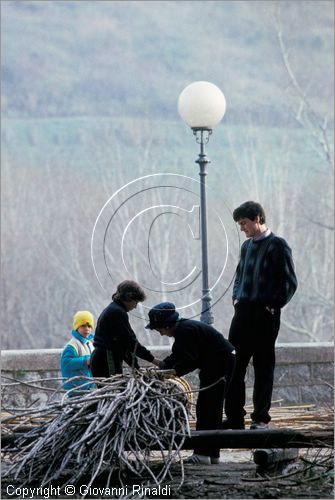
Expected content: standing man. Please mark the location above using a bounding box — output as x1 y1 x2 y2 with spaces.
146 302 236 465
223 201 297 430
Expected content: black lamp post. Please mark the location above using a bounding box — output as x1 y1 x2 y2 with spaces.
178 81 226 325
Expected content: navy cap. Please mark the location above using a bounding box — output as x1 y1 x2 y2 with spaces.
145 302 179 329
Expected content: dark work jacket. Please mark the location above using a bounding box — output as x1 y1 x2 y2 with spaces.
162 319 235 377
93 300 154 371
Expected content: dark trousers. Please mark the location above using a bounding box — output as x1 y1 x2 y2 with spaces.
194 350 235 458
224 302 280 424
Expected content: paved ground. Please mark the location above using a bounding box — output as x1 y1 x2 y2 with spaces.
160 449 333 499
2 449 333 499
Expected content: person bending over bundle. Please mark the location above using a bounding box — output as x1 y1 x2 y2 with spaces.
146 302 236 466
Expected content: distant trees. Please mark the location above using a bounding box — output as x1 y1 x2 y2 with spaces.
2 108 333 349
1 125 216 349
272 3 334 342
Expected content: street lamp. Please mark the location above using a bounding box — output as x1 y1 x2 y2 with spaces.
178 81 226 325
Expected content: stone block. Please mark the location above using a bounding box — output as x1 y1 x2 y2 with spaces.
289 364 311 383
300 385 333 404
312 363 334 384
274 365 290 385
276 343 333 364
1 349 61 371
2 368 62 409
272 386 301 405
2 390 27 409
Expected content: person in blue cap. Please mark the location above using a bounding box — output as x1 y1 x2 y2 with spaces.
146 302 236 465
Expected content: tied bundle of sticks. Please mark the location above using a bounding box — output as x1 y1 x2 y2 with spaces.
3 370 191 495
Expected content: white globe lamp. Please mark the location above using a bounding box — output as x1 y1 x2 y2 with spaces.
178 81 226 130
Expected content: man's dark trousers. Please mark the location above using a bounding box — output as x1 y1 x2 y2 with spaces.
224 302 281 424
195 351 235 458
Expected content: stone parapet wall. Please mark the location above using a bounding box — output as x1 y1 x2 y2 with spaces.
249 343 334 407
1 343 333 409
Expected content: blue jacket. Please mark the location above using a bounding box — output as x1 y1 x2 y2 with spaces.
60 330 95 394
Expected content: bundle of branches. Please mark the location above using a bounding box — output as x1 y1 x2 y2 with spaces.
3 371 191 496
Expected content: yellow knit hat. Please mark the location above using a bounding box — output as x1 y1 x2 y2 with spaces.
73 310 94 331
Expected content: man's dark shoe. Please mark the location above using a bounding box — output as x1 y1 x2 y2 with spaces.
221 419 245 430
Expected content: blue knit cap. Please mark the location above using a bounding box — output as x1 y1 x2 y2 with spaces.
145 302 179 329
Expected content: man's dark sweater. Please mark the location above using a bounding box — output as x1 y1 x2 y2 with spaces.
233 233 297 308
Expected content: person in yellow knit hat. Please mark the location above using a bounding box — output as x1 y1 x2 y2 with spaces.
60 310 95 396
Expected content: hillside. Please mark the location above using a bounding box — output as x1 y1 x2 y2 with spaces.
2 1 333 123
